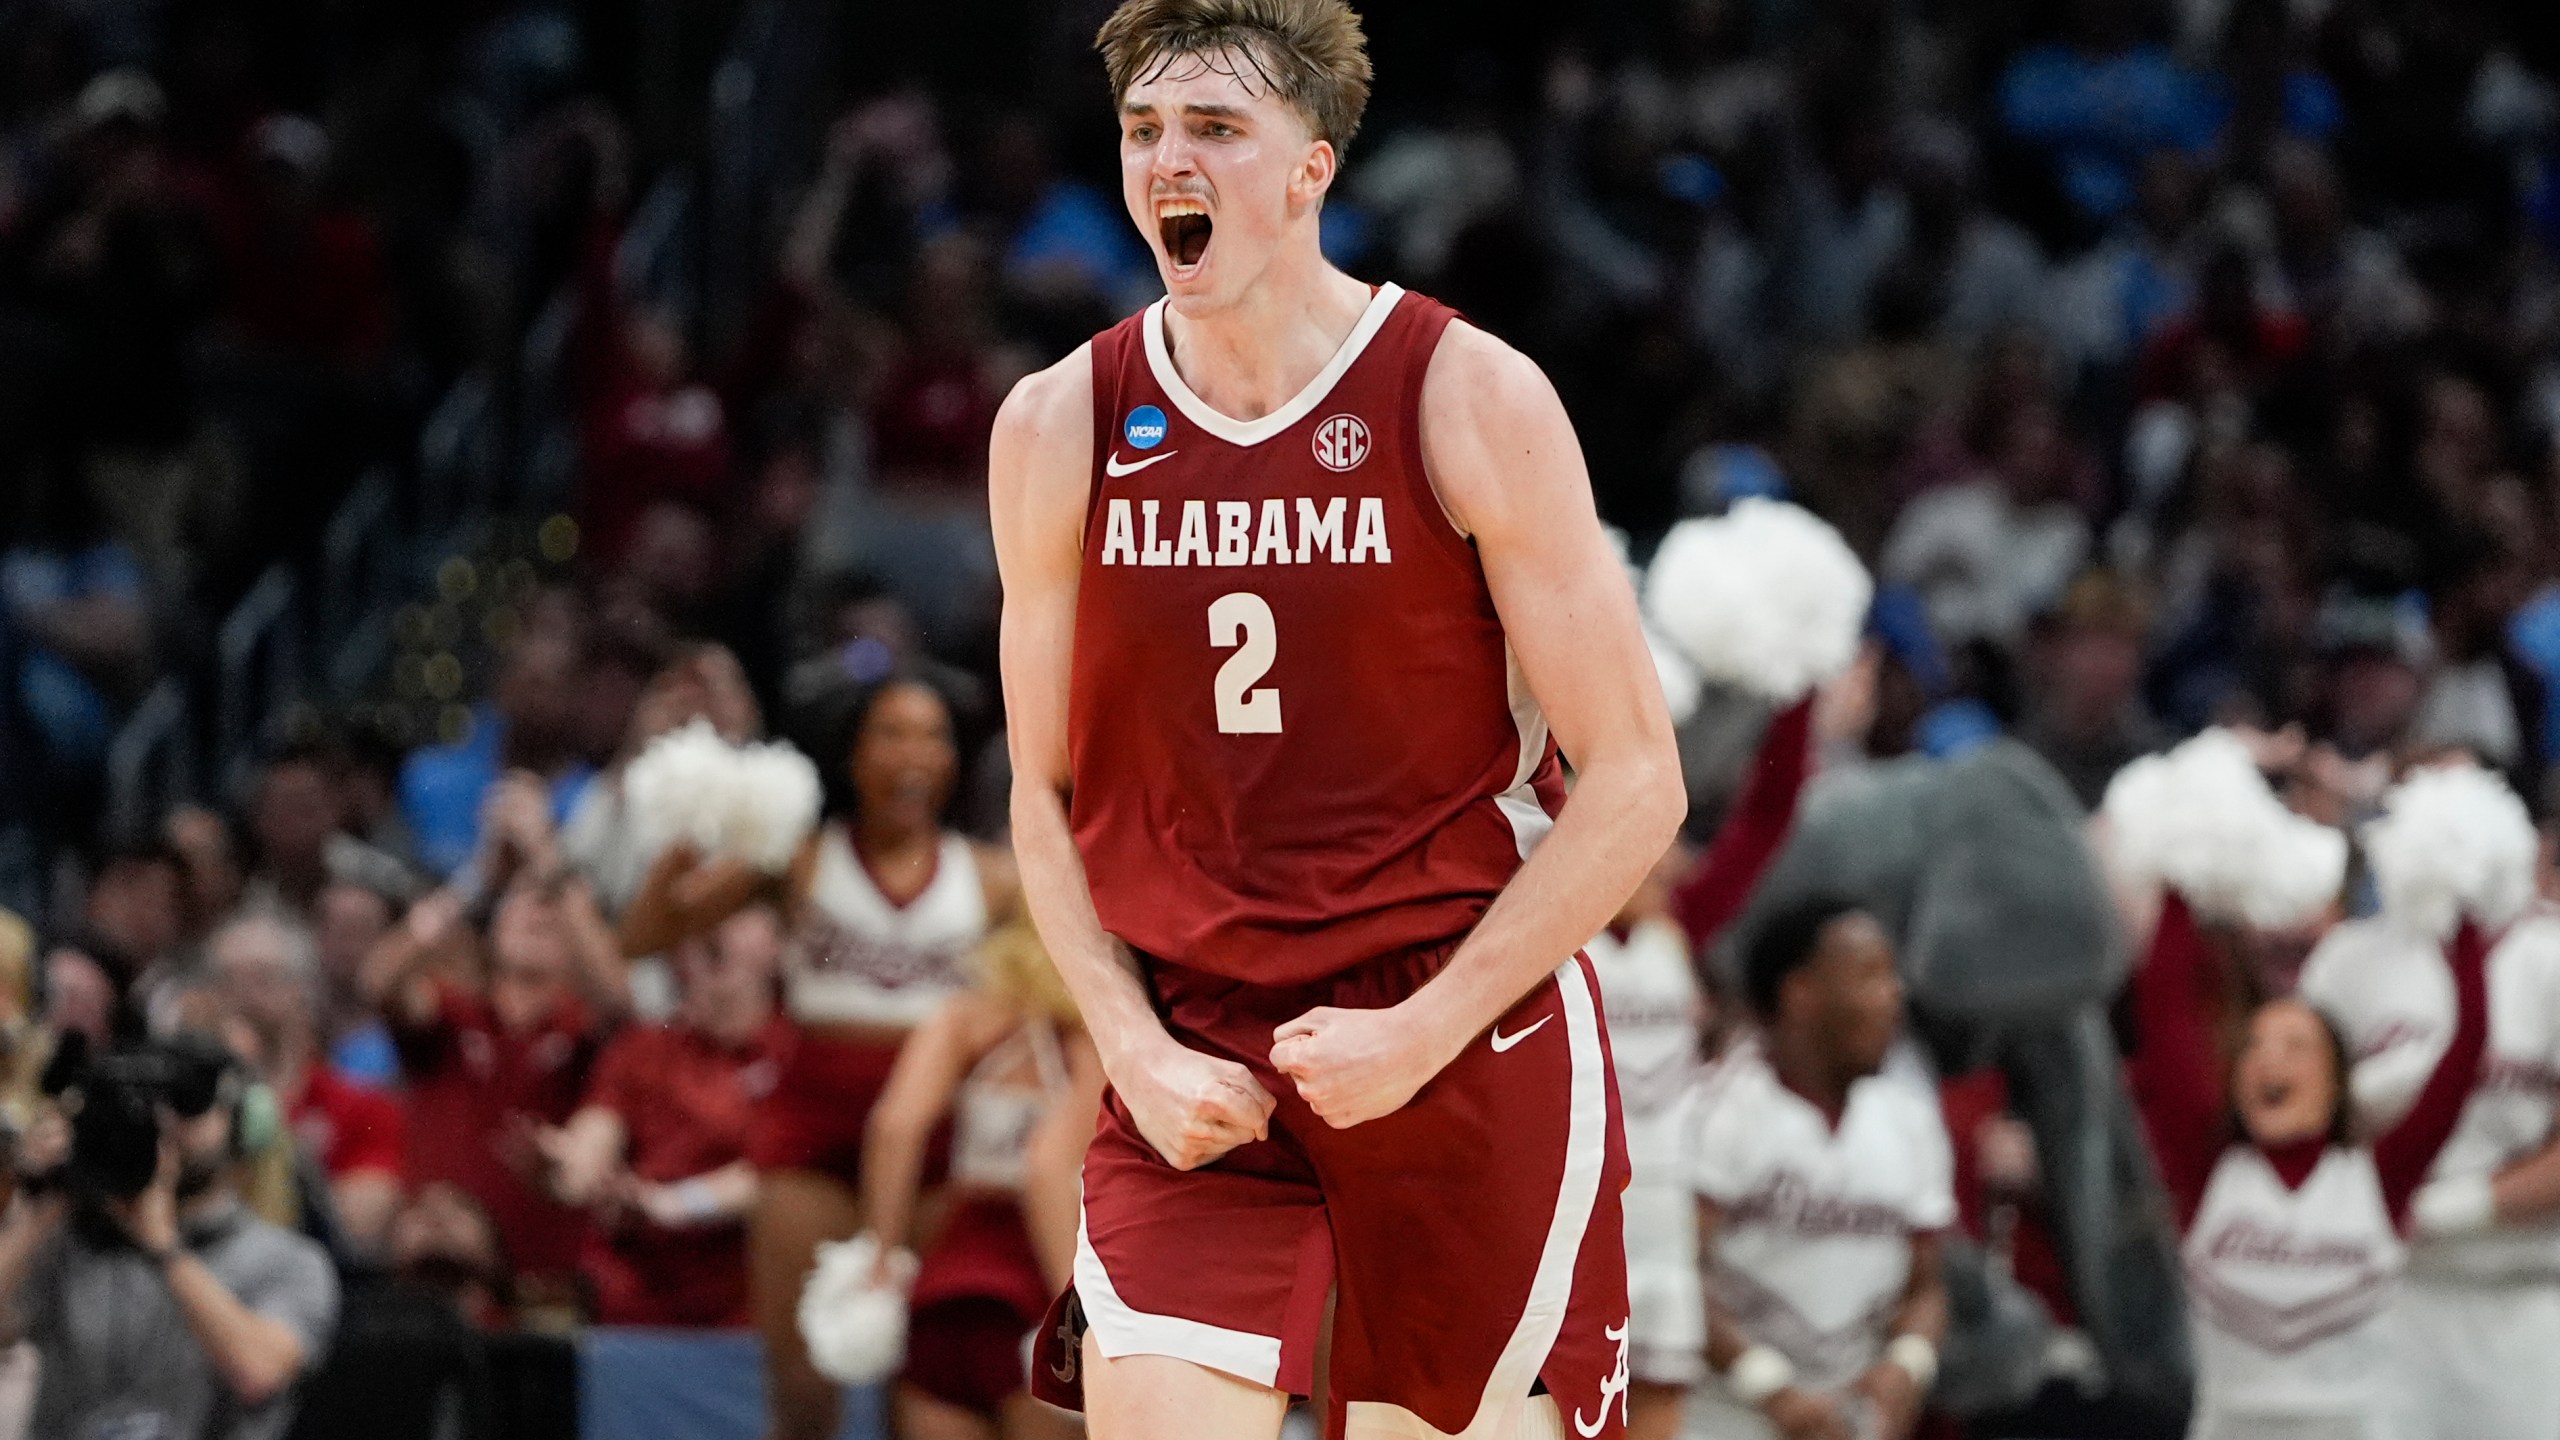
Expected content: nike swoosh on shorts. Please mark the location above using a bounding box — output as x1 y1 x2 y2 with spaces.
1489 1015 1551 1052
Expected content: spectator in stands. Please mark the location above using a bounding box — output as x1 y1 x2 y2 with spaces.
312 878 401 1084
365 774 626 1306
77 836 190 990
0 471 152 795
0 1031 339 1440
383 1182 512 1331
397 600 594 877
205 114 391 369
1692 897 1950 1440
245 743 345 918
539 900 787 1327
2019 572 2174 808
166 806 249 939
208 911 406 1258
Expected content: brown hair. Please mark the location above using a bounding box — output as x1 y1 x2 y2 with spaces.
1097 0 1373 151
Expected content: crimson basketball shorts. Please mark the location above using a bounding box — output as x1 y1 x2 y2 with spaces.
1031 944 1634 1438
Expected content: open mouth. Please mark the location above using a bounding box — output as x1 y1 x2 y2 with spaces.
1158 198 1212 271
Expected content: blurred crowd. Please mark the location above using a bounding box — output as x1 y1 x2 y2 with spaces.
0 0 2552 1436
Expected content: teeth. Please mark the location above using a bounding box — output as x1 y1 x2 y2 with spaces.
1158 198 1208 217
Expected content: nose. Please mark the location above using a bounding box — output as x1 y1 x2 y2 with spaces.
1152 126 1199 183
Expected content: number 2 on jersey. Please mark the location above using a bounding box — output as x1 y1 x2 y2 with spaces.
1208 592 1282 734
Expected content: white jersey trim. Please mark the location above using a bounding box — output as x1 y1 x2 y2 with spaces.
1143 284 1405 448
1495 644 1555 861
1073 1210 1283 1388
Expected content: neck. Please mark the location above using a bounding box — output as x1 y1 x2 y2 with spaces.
1768 1033 1851 1124
854 814 935 857
1160 254 1372 422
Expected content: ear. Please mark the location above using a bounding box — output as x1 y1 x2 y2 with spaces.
1292 138 1338 211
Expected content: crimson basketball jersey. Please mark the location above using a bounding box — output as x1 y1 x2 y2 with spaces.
1067 283 1564 986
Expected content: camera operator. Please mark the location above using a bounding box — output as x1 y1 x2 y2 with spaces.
0 1032 338 1439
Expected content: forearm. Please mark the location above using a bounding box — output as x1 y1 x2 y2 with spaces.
860 1117 933 1252
1009 779 1170 1073
1408 749 1683 1056
163 1254 306 1406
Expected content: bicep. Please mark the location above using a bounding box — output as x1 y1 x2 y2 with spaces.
990 355 1093 793
1421 329 1668 769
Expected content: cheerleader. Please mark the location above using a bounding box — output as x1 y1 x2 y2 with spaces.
624 674 1019 1440
2110 753 2488 1440
859 924 1102 1440
2296 766 2560 1440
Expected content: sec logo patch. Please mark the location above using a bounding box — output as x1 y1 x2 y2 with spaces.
1312 413 1370 472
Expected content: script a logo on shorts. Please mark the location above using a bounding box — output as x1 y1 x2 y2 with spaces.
1573 1318 1631 1437
1312 413 1370 472
1125 404 1169 450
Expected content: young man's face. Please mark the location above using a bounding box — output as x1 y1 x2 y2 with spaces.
1786 912 1905 1080
1119 46 1331 311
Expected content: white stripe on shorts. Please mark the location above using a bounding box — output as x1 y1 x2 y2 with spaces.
1346 957 1611 1439
1074 1207 1284 1388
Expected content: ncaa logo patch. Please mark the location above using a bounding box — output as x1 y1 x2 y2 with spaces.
1312 413 1370 472
1124 405 1169 450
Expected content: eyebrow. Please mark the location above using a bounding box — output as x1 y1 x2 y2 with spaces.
1121 101 1251 121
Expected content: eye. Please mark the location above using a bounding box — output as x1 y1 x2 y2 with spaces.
1129 124 1158 144
1204 122 1236 138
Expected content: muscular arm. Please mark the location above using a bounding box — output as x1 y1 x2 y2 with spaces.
1273 322 1685 1127
990 352 1274 1171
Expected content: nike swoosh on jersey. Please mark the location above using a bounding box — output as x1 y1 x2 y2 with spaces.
1489 1015 1551 1052
1104 450 1178 477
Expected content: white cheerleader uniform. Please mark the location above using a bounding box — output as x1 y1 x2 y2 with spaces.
2180 1145 2403 1440
1587 916 1708 1385
1687 1047 1955 1439
2299 914 2560 1440
792 826 987 1026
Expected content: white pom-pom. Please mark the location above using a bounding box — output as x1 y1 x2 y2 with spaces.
798 1235 916 1387
623 720 734 859
621 721 823 874
1646 627 1702 725
2102 730 2346 929
714 738 824 873
1642 500 1873 702
2363 764 2538 938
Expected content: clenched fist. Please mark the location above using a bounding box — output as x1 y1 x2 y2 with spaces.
1269 1003 1450 1129
1115 1036 1277 1171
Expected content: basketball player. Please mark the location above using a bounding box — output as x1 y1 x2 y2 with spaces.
1689 896 1951 1440
987 1 1684 1436
2299 904 2560 1440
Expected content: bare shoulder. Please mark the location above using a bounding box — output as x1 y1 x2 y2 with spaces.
989 344 1095 522
1419 317 1560 421
1416 317 1588 539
